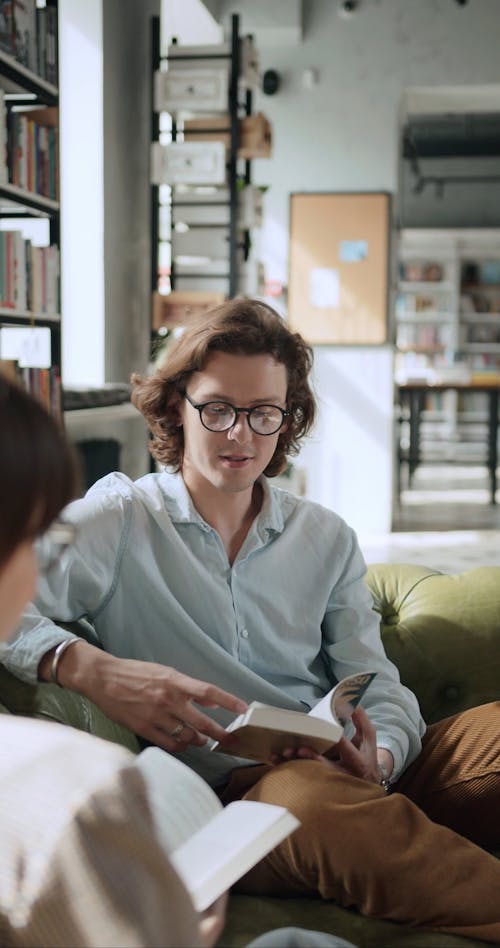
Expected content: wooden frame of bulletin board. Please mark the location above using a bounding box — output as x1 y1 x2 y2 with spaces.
288 192 390 345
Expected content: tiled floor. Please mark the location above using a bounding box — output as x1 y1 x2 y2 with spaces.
358 464 500 574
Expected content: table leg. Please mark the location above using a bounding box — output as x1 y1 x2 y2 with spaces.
408 391 422 486
487 390 499 505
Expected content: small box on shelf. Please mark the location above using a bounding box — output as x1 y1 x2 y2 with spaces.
183 113 272 160
152 290 225 331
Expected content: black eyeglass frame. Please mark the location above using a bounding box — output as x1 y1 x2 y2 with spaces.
183 390 290 436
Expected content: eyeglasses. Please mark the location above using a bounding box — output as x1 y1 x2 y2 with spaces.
35 520 77 577
183 390 290 436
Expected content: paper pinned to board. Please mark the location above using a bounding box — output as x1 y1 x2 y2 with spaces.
339 240 368 262
310 267 340 308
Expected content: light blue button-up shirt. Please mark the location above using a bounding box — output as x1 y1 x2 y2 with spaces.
4 471 425 786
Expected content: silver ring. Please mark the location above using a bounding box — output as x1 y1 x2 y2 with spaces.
170 721 186 741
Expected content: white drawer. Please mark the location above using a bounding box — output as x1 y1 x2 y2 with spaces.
154 67 228 112
151 142 227 186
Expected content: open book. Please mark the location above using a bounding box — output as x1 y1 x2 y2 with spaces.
212 671 377 764
134 747 299 913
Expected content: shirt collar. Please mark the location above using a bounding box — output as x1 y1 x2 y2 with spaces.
159 470 286 536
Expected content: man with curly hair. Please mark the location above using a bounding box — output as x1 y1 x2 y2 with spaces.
4 298 500 941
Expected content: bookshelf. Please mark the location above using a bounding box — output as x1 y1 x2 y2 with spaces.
0 0 61 417
395 228 500 471
150 13 268 337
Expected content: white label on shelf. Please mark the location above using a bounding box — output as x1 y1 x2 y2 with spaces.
0 326 51 368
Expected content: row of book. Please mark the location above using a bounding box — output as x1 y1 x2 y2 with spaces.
0 98 59 198
0 358 61 417
396 323 452 351
461 291 500 316
0 1 57 84
0 230 60 314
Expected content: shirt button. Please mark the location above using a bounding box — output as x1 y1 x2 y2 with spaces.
241 629 249 639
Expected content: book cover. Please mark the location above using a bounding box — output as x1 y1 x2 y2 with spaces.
0 1 13 56
12 0 36 72
134 746 299 913
0 89 7 183
212 671 377 764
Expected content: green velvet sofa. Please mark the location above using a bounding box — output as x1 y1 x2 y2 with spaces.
1 563 499 948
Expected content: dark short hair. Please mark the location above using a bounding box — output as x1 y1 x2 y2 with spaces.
132 298 316 477
0 376 78 568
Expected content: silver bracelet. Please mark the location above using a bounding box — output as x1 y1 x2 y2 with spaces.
50 638 81 687
377 762 392 793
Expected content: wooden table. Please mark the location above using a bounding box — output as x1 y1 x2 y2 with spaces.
397 382 500 505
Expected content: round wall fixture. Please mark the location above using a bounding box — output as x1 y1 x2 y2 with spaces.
262 69 281 96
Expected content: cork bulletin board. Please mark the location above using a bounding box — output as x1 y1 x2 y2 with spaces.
288 192 390 345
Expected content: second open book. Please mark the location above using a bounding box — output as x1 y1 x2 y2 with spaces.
212 671 377 763
134 747 299 913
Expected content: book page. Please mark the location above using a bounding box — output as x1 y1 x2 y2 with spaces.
170 801 300 912
134 747 221 854
309 671 377 726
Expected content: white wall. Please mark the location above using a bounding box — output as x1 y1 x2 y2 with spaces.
161 0 222 47
59 0 104 386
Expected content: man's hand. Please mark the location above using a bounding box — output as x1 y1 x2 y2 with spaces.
273 706 394 786
39 640 247 753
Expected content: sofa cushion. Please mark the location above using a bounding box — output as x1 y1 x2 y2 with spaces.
220 895 488 947
367 564 500 723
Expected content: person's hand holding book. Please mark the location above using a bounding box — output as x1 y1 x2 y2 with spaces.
273 706 394 788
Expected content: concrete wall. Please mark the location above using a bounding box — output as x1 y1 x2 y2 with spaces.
102 0 161 383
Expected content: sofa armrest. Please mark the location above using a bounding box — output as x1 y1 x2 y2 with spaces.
366 563 500 724
0 618 140 754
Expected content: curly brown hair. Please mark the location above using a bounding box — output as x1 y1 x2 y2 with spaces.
131 298 316 477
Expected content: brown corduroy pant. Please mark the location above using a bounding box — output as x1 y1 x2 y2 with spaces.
221 701 500 943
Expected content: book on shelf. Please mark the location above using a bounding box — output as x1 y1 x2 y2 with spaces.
36 3 57 84
5 106 58 199
134 746 300 913
0 357 61 417
0 230 60 314
0 2 13 56
0 357 18 379
12 0 37 72
212 671 377 764
0 0 55 82
0 89 7 183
